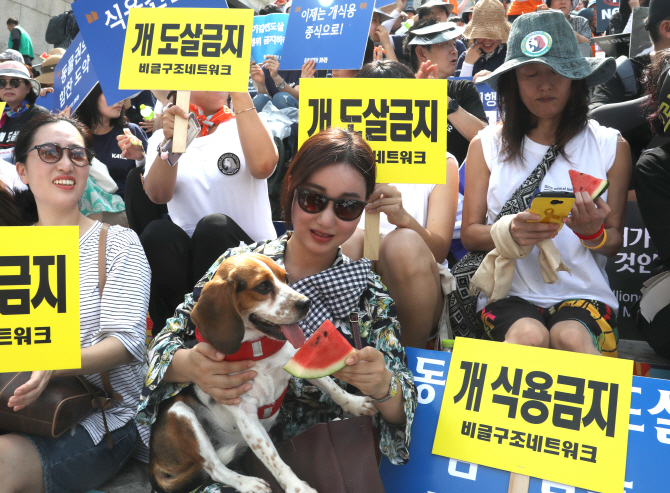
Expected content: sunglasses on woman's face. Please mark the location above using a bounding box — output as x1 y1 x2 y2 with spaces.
27 143 94 168
0 78 24 89
296 187 367 221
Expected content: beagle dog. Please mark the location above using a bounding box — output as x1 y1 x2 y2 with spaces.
149 253 377 493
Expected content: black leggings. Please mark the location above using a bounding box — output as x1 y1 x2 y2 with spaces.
140 214 254 335
124 166 167 237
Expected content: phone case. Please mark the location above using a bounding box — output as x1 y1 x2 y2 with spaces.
528 193 576 230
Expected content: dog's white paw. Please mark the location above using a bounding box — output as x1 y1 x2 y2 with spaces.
233 476 272 493
284 479 318 493
341 394 378 416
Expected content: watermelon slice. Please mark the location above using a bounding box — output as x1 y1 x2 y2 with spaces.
284 320 356 379
569 169 609 201
123 128 143 146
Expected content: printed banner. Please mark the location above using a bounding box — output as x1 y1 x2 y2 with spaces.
251 13 289 63
605 201 659 339
0 227 81 372
594 32 630 59
72 0 227 105
53 32 99 114
452 77 498 125
119 7 253 91
381 347 670 493
297 78 448 184
433 338 633 493
596 0 620 33
280 0 374 70
35 91 54 112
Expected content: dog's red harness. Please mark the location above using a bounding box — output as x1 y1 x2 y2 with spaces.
195 327 290 419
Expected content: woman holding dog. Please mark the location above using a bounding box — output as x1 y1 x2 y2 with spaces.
137 127 417 492
0 114 151 493
461 11 631 355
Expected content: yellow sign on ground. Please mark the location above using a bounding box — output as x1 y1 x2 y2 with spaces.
0 227 80 372
297 78 448 184
119 8 253 92
433 338 633 493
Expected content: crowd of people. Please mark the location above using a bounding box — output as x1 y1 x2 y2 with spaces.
1 0 669 491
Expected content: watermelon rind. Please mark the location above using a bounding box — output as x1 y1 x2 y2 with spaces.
284 352 354 379
283 320 356 379
591 180 609 201
568 170 610 201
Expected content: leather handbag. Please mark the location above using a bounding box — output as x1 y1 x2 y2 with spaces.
0 224 121 447
250 313 385 493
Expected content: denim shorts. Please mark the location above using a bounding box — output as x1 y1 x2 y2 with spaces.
21 420 138 493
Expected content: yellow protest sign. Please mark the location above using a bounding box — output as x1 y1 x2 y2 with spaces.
0 227 80 372
297 78 448 184
119 8 253 92
0 102 5 114
433 338 633 493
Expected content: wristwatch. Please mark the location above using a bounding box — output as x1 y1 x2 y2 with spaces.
447 98 460 116
370 372 399 403
277 78 286 90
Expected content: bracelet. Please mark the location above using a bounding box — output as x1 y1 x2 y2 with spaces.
575 223 604 240
581 229 607 250
235 106 256 115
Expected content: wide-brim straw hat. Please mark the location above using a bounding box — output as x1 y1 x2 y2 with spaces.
463 0 511 43
478 10 615 92
0 61 41 97
36 55 61 85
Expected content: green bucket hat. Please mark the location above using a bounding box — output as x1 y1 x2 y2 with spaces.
477 10 615 92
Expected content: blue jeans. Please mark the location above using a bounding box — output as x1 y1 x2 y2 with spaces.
253 92 299 112
21 420 138 493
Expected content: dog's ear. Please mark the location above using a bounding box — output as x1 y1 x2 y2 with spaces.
191 273 245 355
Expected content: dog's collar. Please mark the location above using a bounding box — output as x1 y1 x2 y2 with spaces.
194 328 287 362
258 385 288 420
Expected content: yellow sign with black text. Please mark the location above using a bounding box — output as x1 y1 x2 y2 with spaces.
0 227 80 372
119 8 253 92
297 78 448 184
433 338 633 493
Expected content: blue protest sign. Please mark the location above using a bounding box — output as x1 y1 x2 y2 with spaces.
280 0 373 70
72 0 227 106
451 76 498 125
35 91 54 112
380 347 670 493
252 13 289 64
52 33 99 114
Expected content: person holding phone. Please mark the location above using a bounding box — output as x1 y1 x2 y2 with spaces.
461 11 631 356
136 90 278 335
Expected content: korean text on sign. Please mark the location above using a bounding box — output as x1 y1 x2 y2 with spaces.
433 338 633 493
119 8 252 91
0 227 80 372
280 0 373 70
53 32 98 113
251 13 289 63
298 78 448 184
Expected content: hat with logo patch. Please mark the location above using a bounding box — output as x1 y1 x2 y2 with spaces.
477 10 615 91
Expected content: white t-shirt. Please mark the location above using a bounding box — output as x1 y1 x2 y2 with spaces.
480 121 619 311
78 221 151 450
145 119 277 241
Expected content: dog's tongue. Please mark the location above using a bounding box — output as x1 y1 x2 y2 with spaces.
281 323 305 349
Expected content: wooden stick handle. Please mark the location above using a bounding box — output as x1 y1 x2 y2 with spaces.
172 90 191 153
364 213 380 261
508 473 530 493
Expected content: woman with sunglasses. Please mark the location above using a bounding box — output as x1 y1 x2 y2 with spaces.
137 127 417 491
2 114 151 493
0 60 48 151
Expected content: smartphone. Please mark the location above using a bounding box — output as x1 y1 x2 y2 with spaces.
528 192 575 230
163 109 201 166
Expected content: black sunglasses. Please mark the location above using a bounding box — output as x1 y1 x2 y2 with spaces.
0 78 24 89
27 143 94 167
296 187 367 221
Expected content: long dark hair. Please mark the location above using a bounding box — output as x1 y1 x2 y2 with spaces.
281 127 376 225
0 181 30 225
15 113 93 165
497 68 589 163
643 48 670 135
76 83 128 131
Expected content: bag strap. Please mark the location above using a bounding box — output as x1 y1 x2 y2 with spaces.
96 223 116 449
350 312 362 351
495 143 560 222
